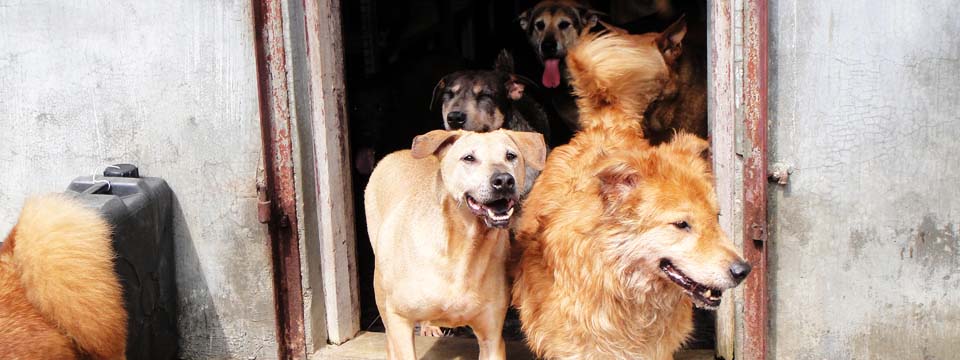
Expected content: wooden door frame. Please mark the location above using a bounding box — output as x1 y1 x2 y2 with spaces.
707 0 739 359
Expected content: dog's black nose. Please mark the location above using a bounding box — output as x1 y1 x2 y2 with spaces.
491 173 515 192
729 261 752 283
541 39 558 57
447 111 466 129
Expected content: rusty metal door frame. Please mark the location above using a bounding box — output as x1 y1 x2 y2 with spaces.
710 0 770 358
742 0 770 358
252 0 308 358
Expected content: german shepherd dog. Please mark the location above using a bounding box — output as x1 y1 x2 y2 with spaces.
518 0 600 133
520 0 707 144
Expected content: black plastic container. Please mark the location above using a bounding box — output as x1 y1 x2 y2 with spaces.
66 165 177 360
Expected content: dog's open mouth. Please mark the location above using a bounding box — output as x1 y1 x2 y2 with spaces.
465 195 516 228
659 260 722 309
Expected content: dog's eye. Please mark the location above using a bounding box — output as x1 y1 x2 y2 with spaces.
558 21 571 30
535 20 545 31
506 152 517 161
443 90 454 98
478 94 493 101
462 154 476 163
672 221 690 230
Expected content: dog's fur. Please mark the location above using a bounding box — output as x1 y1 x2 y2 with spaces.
365 130 546 360
0 195 127 360
511 32 749 359
518 0 600 133
639 12 709 144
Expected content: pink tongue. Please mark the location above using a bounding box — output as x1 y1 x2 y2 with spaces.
542 59 561 88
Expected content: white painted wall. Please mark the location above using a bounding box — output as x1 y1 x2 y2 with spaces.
0 1 279 358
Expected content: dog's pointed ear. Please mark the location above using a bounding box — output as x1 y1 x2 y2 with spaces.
518 10 531 31
411 130 460 159
667 132 710 159
430 75 450 111
657 14 687 64
495 49 515 73
577 7 602 31
505 130 546 171
597 159 641 205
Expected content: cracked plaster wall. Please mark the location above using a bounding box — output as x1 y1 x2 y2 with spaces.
768 1 960 358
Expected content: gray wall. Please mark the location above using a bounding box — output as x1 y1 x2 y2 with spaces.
0 1 279 358
768 1 960 359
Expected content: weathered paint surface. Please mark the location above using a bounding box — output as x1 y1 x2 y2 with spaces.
768 1 960 359
742 0 769 358
252 0 307 357
0 1 279 358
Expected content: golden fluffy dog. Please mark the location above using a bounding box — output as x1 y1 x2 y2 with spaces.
0 195 127 360
511 31 751 359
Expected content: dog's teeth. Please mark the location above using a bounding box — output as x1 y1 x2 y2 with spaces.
703 289 712 298
506 207 515 217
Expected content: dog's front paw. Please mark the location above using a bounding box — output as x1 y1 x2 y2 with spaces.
417 322 445 337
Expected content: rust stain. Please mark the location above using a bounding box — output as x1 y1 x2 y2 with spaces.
252 0 307 358
743 0 769 359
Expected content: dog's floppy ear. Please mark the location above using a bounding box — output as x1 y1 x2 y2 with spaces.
517 10 531 31
411 130 460 159
596 159 641 206
657 14 687 64
430 75 450 111
505 131 547 171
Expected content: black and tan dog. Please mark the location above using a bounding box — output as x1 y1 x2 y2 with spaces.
518 0 600 133
432 51 550 142
520 0 704 144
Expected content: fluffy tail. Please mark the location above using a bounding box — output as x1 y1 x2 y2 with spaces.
9 195 127 359
566 32 668 129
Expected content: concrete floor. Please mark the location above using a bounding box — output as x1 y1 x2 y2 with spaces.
313 332 716 359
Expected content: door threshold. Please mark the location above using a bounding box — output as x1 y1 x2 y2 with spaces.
313 331 717 359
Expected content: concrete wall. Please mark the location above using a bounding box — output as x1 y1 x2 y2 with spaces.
768 1 960 359
0 1 279 358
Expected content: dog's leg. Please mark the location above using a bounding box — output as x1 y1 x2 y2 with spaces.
382 311 417 360
470 308 507 360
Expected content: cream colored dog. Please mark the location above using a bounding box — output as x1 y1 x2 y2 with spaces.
365 129 546 360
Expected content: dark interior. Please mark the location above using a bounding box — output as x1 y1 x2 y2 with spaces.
342 0 714 349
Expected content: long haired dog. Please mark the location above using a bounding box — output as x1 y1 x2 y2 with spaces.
0 195 127 360
512 31 751 359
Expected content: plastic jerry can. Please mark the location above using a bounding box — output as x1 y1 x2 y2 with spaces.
66 164 178 360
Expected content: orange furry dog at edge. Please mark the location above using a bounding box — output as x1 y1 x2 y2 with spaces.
511 30 752 359
0 195 127 360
